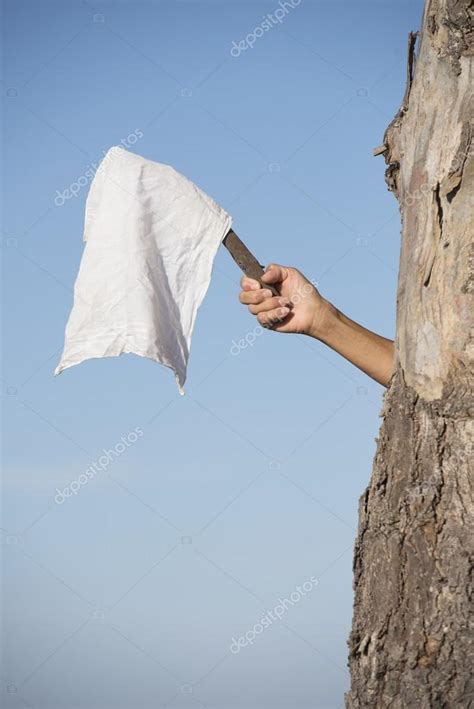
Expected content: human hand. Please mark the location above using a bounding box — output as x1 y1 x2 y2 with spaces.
239 264 332 337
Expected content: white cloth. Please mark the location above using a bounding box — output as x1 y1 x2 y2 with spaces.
55 146 232 392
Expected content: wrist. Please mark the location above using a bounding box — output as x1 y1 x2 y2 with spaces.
307 299 339 341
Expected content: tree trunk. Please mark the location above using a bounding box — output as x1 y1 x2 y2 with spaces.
346 1 473 707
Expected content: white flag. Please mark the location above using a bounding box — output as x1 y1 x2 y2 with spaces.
55 147 232 392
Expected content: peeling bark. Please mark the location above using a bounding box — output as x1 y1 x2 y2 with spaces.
347 0 473 706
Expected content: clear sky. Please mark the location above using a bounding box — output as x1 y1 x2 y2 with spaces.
2 0 422 707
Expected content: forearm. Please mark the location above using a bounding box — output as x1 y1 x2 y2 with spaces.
239 265 395 387
310 301 395 387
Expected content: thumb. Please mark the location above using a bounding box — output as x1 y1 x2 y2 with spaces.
261 264 288 285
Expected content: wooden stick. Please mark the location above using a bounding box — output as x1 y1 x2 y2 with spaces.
222 229 279 296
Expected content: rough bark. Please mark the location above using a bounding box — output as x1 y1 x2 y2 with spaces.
346 1 474 707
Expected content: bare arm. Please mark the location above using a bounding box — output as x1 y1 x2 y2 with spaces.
311 302 394 386
239 264 394 387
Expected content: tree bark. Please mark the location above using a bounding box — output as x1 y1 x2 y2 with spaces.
346 1 473 707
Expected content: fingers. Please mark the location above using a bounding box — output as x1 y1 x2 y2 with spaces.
248 296 292 316
240 265 288 290
240 276 260 291
238 274 291 327
239 288 273 305
257 306 291 328
261 264 288 285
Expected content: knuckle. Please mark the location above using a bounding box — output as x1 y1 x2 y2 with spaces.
258 299 273 312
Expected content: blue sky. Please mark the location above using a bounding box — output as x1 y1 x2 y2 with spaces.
2 0 422 707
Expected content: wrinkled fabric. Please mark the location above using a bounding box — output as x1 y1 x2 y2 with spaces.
55 146 232 392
